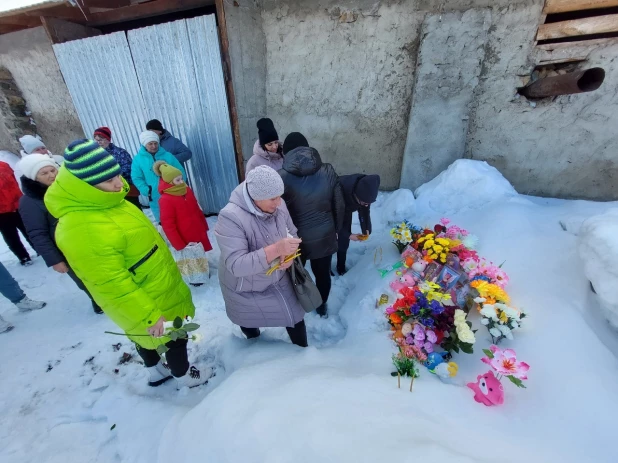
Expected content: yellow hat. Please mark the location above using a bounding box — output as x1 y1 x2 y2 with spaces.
153 160 182 184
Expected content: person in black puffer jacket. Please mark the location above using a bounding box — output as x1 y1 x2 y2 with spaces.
279 133 344 318
16 154 102 314
337 173 380 275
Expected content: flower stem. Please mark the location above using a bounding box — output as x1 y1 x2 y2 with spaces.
104 331 152 337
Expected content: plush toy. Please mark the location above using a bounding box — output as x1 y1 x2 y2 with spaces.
390 273 417 292
412 260 427 274
467 371 504 406
424 352 448 370
434 361 459 379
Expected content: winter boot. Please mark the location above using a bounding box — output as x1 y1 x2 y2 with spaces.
147 362 173 387
316 304 328 318
92 301 103 314
15 297 46 312
19 257 33 266
175 366 213 390
0 315 14 334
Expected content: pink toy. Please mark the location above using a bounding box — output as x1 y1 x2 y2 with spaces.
412 260 427 274
467 370 504 406
390 273 417 292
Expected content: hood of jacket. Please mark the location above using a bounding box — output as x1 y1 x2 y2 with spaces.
282 146 322 176
21 175 49 200
229 182 277 219
45 165 129 219
252 140 282 162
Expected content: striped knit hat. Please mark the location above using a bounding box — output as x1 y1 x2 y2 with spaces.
64 139 121 185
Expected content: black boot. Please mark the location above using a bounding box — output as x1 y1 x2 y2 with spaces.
93 301 103 314
316 304 328 318
240 327 261 339
19 257 33 266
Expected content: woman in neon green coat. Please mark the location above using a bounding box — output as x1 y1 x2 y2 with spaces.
45 139 210 389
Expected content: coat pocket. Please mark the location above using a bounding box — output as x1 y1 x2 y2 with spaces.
128 245 159 275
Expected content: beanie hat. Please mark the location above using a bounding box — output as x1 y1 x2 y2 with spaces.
246 165 284 201
355 174 381 204
139 130 160 147
282 132 309 155
19 135 46 155
94 126 111 141
64 139 121 185
17 154 58 181
257 118 279 147
153 160 182 184
146 119 164 132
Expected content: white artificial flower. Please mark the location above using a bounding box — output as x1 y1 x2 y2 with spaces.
462 234 479 249
498 325 512 339
474 297 486 303
458 327 476 344
481 318 489 325
510 320 519 330
489 327 501 338
480 306 498 321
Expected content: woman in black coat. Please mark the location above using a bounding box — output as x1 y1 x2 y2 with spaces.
16 154 102 314
279 133 344 318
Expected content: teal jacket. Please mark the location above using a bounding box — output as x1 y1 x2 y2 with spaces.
131 146 186 221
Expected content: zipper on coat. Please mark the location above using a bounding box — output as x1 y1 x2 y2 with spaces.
237 277 244 292
274 284 294 326
128 245 159 275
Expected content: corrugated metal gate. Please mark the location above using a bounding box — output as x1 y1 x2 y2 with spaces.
53 14 237 213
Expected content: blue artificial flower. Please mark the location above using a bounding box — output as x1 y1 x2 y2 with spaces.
471 275 492 283
411 304 421 315
430 300 445 315
421 317 435 328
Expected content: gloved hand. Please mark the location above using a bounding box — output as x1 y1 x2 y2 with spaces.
139 195 150 207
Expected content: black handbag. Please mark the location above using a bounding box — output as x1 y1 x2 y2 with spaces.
289 257 323 313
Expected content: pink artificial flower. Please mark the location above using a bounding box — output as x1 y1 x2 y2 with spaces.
493 268 510 288
483 345 530 380
413 324 425 340
424 342 434 353
440 218 451 226
426 330 437 344
385 306 396 315
414 337 424 348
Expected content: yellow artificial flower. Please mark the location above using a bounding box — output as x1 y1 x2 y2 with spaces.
433 245 443 253
436 238 450 246
470 281 510 303
499 310 508 324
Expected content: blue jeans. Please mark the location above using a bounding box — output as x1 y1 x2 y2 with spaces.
0 261 25 304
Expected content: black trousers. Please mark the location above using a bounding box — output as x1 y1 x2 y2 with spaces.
135 338 189 377
0 211 33 261
301 255 332 305
337 211 353 272
241 319 308 347
66 268 99 309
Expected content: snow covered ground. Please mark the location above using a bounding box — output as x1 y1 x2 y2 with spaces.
1 160 618 463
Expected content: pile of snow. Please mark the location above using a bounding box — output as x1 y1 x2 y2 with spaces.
578 209 618 328
415 160 518 215
377 188 416 224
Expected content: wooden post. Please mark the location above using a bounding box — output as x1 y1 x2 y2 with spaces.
397 373 401 388
410 376 414 392
537 13 618 41
215 0 245 182
544 0 618 14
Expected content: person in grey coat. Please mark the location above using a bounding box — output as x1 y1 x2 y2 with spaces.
146 119 192 164
16 154 102 314
215 165 307 346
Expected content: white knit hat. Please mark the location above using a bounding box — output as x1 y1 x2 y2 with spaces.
139 130 160 147
19 135 46 155
17 153 58 180
246 165 284 200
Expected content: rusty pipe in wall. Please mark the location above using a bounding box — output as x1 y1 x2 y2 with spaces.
519 67 605 99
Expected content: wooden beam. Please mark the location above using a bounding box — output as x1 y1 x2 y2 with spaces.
0 24 25 34
82 0 131 8
544 0 618 14
41 16 101 44
27 5 88 24
215 0 244 181
537 13 618 40
0 15 42 27
88 0 215 26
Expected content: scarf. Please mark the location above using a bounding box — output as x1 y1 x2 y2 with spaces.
163 183 187 196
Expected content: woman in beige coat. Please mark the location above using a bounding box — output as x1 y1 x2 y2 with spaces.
215 166 307 346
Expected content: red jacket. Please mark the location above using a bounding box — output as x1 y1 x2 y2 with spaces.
158 179 212 252
0 161 22 214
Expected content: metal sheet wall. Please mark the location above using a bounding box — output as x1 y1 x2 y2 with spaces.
53 32 147 157
128 15 238 213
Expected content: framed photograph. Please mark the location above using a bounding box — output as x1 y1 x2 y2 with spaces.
451 283 470 308
437 265 460 290
446 254 461 270
424 262 443 282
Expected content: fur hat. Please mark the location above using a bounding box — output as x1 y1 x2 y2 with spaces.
19 135 46 155
246 165 284 201
17 154 58 181
153 160 182 184
64 139 121 185
139 130 160 147
257 118 279 147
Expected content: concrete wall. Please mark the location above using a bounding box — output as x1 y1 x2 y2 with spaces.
465 3 618 200
0 27 84 156
225 0 268 164
261 0 424 189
